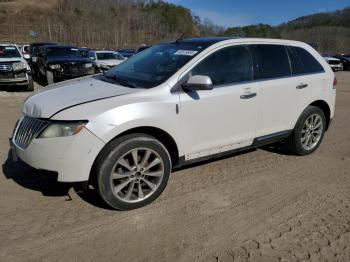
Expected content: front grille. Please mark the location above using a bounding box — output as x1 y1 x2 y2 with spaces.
14 116 50 149
62 63 86 75
0 72 14 79
328 60 340 65
0 63 12 72
0 72 26 79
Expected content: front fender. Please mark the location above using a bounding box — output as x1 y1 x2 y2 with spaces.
85 102 185 156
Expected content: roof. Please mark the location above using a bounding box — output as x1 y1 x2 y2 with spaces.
30 42 57 47
0 43 16 46
178 37 238 45
171 37 307 48
92 50 116 53
43 45 78 49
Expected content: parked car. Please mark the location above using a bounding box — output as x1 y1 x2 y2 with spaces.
29 42 57 76
334 54 350 71
0 42 33 91
322 55 343 71
21 44 30 60
37 45 97 84
10 37 336 210
117 49 135 58
88 50 125 72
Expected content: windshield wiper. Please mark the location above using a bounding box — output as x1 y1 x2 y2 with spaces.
101 74 138 88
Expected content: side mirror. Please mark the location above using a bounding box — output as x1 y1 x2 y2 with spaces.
182 75 213 91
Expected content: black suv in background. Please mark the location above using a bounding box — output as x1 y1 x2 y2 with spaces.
334 54 350 70
29 42 57 76
37 45 97 84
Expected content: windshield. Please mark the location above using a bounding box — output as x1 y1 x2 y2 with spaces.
0 46 21 58
97 52 118 60
104 42 207 88
47 47 80 57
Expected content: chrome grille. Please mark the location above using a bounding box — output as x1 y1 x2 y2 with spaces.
13 116 50 149
0 63 12 72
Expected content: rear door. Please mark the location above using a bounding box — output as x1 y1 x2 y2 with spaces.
251 44 312 137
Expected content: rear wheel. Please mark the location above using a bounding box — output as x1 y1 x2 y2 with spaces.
286 106 326 155
95 134 171 210
46 70 55 85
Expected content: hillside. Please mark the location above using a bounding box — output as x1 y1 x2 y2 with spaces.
222 7 350 53
0 0 218 48
0 1 349 53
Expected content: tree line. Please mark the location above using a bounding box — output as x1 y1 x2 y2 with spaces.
0 0 219 48
0 0 349 53
221 7 350 53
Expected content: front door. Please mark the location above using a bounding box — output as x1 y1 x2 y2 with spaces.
179 45 259 160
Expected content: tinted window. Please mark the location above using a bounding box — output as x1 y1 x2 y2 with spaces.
0 46 21 58
286 47 307 75
253 44 291 79
292 47 324 73
87 52 95 59
191 45 253 86
46 47 80 57
97 52 116 60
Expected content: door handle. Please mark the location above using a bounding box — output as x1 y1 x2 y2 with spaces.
296 83 308 89
240 92 257 99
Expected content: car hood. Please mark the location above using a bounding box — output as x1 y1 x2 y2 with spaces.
23 75 141 118
46 57 92 64
97 60 123 66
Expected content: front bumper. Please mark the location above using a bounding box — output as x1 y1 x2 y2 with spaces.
11 127 105 182
0 71 30 86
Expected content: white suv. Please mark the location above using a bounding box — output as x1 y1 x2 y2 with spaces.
10 38 336 210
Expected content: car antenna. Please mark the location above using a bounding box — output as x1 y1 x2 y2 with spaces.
175 33 186 43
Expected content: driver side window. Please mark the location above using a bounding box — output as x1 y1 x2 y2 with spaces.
191 45 253 86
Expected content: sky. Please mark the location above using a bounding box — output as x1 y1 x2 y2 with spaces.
166 0 350 27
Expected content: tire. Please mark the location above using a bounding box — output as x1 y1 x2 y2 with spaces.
46 70 55 85
26 76 34 91
286 106 326 156
95 134 172 210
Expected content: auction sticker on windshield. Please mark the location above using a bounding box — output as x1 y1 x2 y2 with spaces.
174 50 198 56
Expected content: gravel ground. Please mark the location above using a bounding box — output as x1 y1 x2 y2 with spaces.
0 72 350 262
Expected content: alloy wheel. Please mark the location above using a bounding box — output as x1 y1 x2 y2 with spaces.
110 148 165 203
301 114 324 151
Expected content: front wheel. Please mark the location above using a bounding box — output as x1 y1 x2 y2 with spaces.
95 134 172 210
26 76 34 91
286 106 326 155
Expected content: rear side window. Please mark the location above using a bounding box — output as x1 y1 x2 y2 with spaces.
292 47 324 74
191 45 253 86
253 44 291 79
286 47 307 75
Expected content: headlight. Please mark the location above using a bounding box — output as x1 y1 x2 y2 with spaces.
12 62 27 71
85 63 93 68
49 64 61 70
39 121 87 138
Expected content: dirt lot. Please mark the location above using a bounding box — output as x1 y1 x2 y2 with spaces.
1 72 350 262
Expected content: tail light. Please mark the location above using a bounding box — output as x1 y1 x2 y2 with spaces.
333 77 337 89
